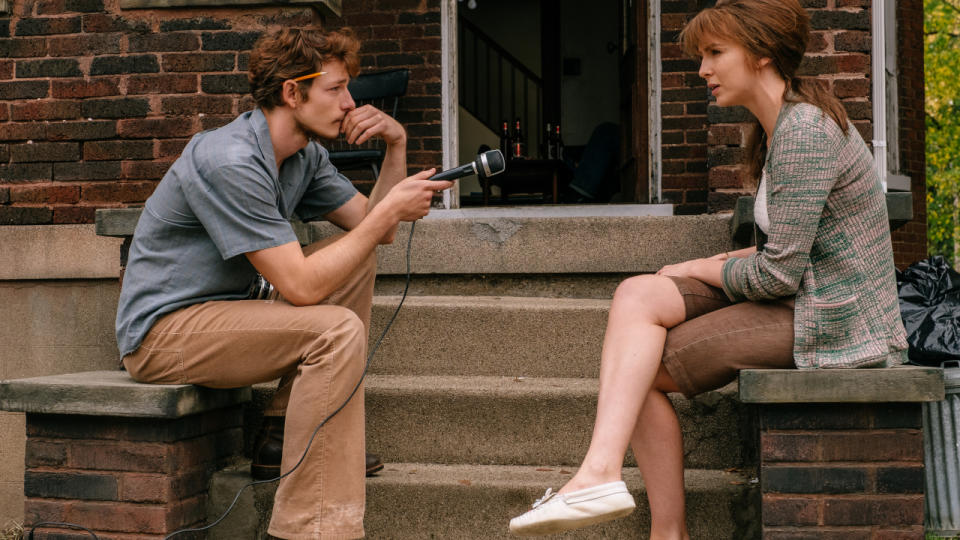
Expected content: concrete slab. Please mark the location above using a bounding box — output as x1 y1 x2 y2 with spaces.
0 412 24 483
0 481 23 527
97 208 734 275
315 214 734 275
0 225 122 280
365 375 748 470
0 370 250 418
368 295 609 378
738 366 945 403
207 463 757 540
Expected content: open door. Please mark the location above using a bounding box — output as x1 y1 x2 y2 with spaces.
619 0 649 203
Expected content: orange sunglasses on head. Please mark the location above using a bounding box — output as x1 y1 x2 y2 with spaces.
291 70 327 82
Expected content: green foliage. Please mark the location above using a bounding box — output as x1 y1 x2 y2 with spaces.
926 0 960 265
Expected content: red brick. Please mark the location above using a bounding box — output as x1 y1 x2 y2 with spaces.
0 207 53 225
11 100 81 121
117 468 208 503
118 118 197 139
37 0 66 15
156 138 189 158
47 33 121 56
52 204 97 224
763 528 871 540
24 498 67 525
123 160 173 180
161 95 233 116
834 77 870 99
0 122 46 141
83 140 153 161
199 115 234 131
10 142 80 162
807 31 830 53
81 13 149 33
835 31 870 53
873 528 924 540
761 433 819 462
0 60 13 80
10 184 80 204
708 125 745 146
822 496 923 526
82 181 156 203
67 440 171 473
47 120 117 141
819 432 922 462
161 52 235 72
127 73 198 95
51 78 120 99
762 495 820 526
63 496 205 533
26 439 67 467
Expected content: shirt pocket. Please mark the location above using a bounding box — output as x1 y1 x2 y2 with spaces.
813 295 868 356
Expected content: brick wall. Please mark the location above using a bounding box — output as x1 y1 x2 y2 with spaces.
0 0 442 224
23 407 243 538
759 402 925 539
890 0 927 268
0 0 927 266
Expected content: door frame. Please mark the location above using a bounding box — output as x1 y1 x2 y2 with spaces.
439 0 662 208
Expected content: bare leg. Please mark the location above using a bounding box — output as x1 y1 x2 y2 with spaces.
559 274 686 494
631 367 690 540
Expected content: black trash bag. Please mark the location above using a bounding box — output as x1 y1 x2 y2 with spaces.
896 255 960 365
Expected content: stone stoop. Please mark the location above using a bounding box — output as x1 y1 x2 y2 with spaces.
93 208 756 537
208 465 759 540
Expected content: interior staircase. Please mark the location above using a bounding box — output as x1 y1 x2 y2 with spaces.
206 208 762 539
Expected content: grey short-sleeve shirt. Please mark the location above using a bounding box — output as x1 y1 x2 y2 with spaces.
115 108 358 357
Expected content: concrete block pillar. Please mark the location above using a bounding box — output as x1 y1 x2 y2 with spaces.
0 371 251 539
738 367 944 540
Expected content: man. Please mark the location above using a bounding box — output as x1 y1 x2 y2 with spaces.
115 27 450 539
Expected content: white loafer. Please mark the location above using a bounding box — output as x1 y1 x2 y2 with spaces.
509 481 636 536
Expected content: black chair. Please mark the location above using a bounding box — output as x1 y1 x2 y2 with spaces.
327 68 410 179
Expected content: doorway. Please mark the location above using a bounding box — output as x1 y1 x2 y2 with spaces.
454 0 649 206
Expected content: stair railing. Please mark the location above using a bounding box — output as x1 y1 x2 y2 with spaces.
459 17 543 157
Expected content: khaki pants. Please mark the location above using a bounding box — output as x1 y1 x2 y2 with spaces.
123 236 374 540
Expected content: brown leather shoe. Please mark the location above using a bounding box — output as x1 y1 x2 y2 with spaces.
365 452 384 476
251 416 385 479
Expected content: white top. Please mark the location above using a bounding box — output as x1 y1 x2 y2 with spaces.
755 169 770 234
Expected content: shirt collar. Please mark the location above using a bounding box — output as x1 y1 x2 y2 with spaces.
250 108 279 180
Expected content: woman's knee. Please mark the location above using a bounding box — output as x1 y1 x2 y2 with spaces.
612 275 684 326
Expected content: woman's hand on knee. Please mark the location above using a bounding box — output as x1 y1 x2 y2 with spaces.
656 259 701 278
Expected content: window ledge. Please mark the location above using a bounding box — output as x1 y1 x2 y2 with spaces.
119 0 340 16
731 190 914 245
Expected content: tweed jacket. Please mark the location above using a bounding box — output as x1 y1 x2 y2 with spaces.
721 102 909 369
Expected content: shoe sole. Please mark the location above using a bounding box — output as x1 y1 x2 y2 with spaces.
251 463 280 481
510 506 634 536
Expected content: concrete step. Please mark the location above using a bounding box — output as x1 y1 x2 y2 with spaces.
368 295 610 378
207 463 760 540
98 208 734 277
364 375 750 470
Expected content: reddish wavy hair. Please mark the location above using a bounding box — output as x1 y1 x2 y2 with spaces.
680 0 849 178
248 27 361 110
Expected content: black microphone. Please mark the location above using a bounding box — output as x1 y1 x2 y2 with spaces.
430 149 506 181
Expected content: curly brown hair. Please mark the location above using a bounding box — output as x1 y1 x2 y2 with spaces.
248 27 361 110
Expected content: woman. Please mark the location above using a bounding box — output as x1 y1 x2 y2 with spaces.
509 0 909 537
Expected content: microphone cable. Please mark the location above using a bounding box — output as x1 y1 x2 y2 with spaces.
29 221 420 540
